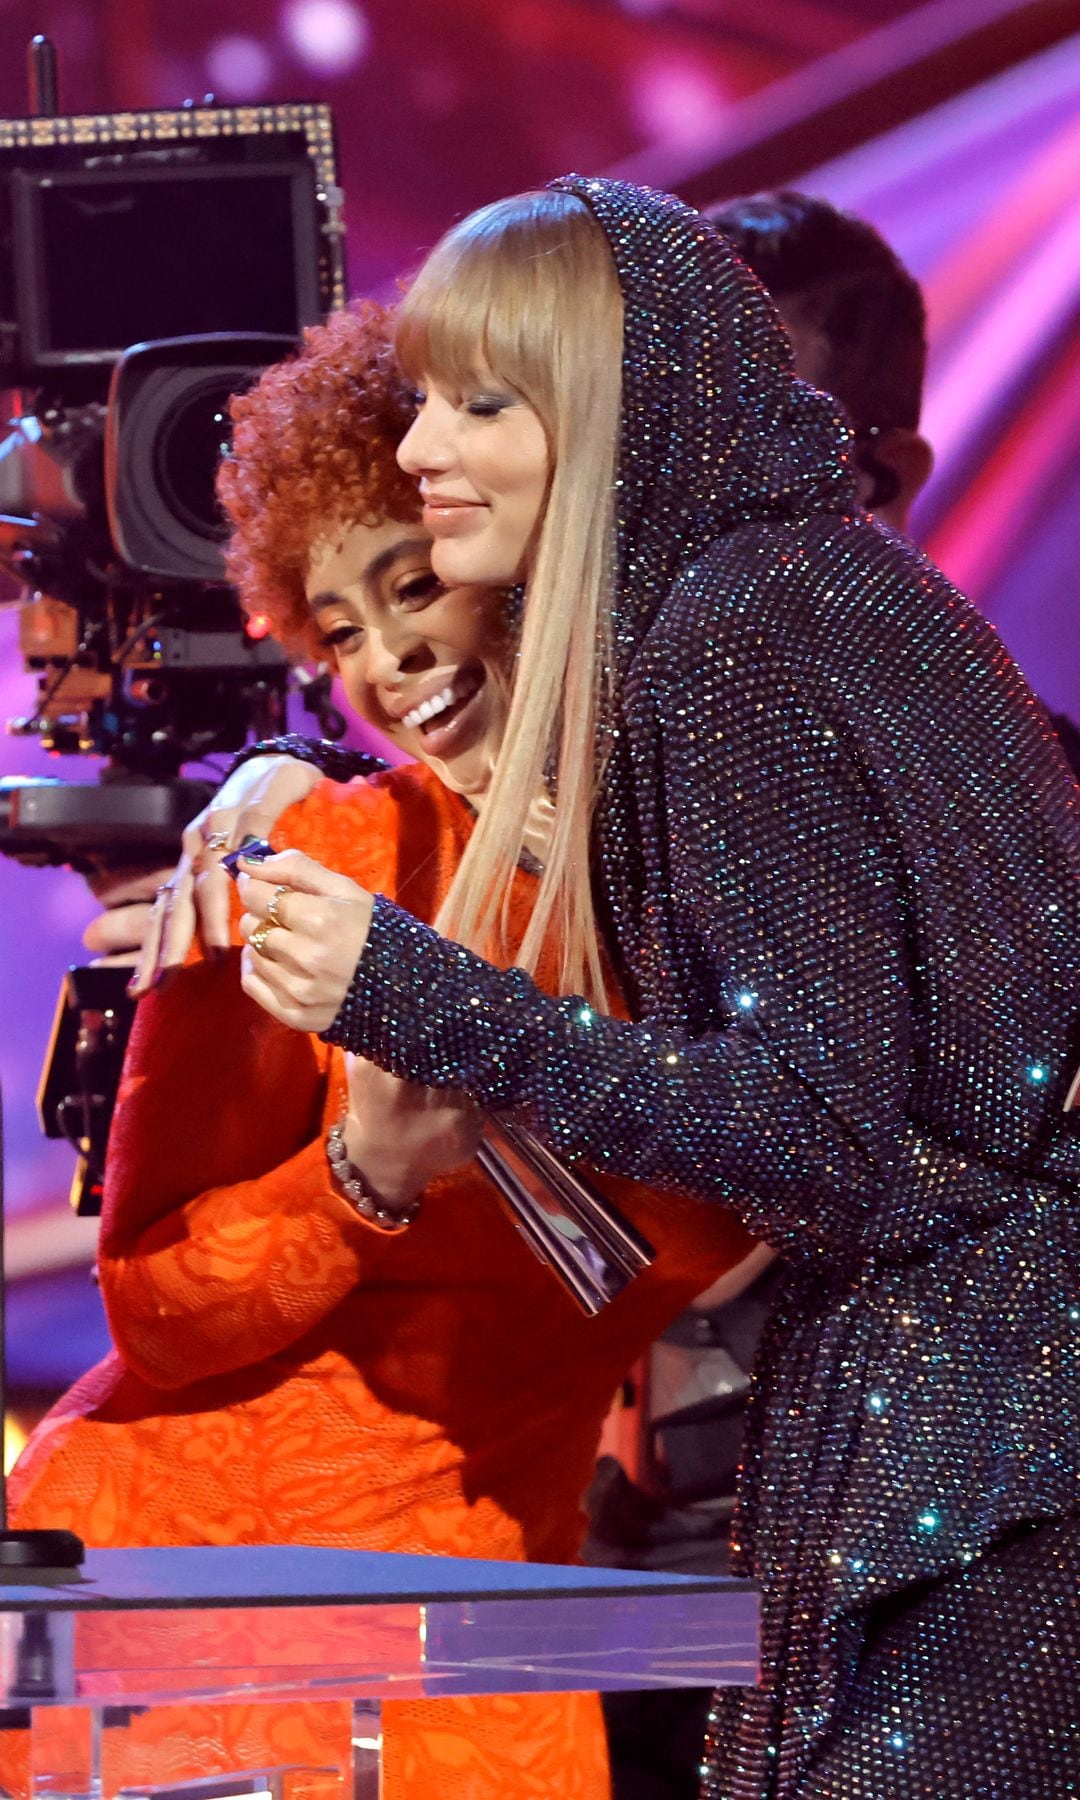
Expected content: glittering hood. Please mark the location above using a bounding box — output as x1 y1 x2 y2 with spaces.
549 174 857 671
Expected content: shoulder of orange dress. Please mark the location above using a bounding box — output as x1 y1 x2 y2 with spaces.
265 768 397 863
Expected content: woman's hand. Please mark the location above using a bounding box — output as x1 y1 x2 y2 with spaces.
238 848 375 1034
128 756 323 995
341 1053 481 1207
82 865 177 966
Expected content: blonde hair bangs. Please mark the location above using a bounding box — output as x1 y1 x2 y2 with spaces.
397 197 567 426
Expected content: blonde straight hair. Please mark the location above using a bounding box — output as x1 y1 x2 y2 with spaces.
396 192 624 1003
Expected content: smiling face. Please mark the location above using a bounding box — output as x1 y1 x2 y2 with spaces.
395 374 551 587
305 518 514 797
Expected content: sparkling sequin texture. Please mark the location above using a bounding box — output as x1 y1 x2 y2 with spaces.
316 178 1080 1795
789 1515 1080 1796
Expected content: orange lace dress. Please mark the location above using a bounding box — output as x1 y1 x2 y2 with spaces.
10 764 754 1799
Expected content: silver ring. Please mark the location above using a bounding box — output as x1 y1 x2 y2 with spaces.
204 829 231 852
267 885 290 929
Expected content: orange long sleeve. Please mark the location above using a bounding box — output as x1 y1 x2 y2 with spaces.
97 950 381 1388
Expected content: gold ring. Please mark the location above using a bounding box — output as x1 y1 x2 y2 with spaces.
249 920 278 956
267 885 290 929
204 830 231 852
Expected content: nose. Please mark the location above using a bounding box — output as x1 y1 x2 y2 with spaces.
397 391 455 477
363 615 430 687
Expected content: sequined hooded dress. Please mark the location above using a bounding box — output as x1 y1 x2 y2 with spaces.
316 177 1080 1795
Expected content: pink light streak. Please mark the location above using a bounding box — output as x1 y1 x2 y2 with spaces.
924 108 1080 346
922 189 1080 480
928 330 1080 606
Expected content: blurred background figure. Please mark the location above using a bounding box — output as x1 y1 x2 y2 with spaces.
717 190 934 531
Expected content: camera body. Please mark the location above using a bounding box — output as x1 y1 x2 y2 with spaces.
0 91 347 1209
0 98 345 829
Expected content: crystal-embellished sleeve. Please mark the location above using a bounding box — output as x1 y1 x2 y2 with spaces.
323 924 1009 1277
321 585 1040 1269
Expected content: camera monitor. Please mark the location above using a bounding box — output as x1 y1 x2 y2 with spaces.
13 161 322 368
0 101 345 386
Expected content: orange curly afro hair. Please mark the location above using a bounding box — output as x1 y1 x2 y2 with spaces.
216 302 420 657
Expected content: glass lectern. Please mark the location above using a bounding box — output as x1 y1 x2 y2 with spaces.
0 1545 757 1797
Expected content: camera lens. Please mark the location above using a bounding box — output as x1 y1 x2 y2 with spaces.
152 375 237 542
109 336 295 582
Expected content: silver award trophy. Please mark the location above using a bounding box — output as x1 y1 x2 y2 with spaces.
477 1117 655 1316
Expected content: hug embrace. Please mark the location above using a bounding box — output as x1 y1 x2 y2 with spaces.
14 176 1080 1800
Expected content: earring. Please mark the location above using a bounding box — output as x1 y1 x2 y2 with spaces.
502 583 526 636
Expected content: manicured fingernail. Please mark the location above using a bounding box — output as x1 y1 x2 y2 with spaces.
222 839 273 878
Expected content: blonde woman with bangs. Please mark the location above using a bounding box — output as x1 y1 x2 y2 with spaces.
228 178 1080 1800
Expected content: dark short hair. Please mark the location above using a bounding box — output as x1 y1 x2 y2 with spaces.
710 191 927 433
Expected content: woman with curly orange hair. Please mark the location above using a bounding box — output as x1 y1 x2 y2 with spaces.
9 303 754 1800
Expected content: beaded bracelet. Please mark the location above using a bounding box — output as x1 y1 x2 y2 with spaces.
325 1118 421 1234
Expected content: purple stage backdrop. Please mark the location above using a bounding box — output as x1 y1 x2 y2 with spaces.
0 0 1077 1411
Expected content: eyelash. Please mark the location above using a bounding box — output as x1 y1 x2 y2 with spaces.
319 622 363 652
398 573 444 605
407 387 510 419
318 575 444 651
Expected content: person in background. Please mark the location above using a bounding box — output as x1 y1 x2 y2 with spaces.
722 191 932 532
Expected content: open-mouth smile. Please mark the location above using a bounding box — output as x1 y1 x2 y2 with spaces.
398 665 486 751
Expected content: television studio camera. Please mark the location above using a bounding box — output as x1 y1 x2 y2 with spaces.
0 40 347 1211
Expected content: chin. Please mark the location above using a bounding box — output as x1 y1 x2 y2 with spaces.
426 760 490 798
421 739 496 797
431 538 520 589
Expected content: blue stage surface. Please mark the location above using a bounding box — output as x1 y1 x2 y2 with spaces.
0 1543 753 1609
